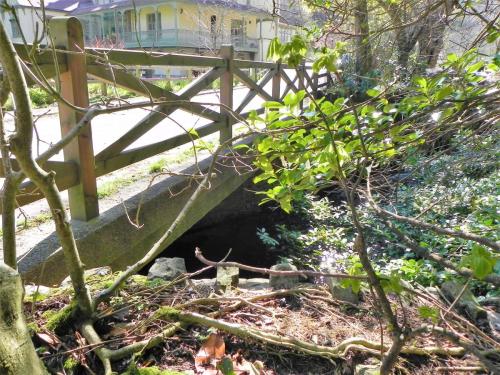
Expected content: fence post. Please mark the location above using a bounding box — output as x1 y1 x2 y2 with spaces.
50 17 99 221
272 62 281 101
219 45 234 145
313 72 319 95
298 61 306 110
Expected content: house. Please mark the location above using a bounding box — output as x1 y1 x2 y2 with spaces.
0 0 69 44
1 0 306 62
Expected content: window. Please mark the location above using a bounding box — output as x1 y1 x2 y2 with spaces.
210 15 216 34
124 11 133 33
230 19 244 36
10 18 20 39
157 12 162 31
146 13 155 31
146 12 161 31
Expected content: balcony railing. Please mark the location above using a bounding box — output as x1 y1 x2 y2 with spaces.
122 29 259 52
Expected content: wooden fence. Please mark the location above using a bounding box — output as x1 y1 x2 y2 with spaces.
3 17 332 221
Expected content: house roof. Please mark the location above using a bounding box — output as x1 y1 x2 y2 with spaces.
67 0 271 16
13 0 86 12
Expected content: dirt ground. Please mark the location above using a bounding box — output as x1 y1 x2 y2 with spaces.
24 270 496 375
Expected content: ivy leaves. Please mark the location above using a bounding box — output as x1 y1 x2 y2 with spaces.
461 245 498 280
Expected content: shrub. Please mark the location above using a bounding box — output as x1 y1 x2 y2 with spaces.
29 87 55 107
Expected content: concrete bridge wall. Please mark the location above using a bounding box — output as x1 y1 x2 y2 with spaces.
19 153 255 286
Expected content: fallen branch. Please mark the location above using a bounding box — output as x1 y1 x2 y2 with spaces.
195 248 368 281
157 308 466 361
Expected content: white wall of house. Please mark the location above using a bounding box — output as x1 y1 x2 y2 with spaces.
0 5 63 44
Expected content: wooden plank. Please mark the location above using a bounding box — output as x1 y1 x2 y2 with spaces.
0 161 80 209
235 69 275 114
233 67 274 102
86 48 225 67
219 45 234 144
95 68 223 161
233 59 277 69
312 72 319 93
240 107 265 119
51 17 99 221
303 69 315 91
16 64 68 87
87 64 221 122
0 159 75 178
13 43 67 66
272 65 281 100
95 107 168 162
298 63 306 110
95 121 223 176
179 67 223 98
280 72 299 100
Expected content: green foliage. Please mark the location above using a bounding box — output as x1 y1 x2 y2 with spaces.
253 45 499 293
267 35 308 67
124 363 184 375
418 306 439 324
29 87 55 107
461 245 498 280
312 43 346 73
217 357 236 375
149 158 167 174
63 357 80 370
97 175 141 198
341 257 365 293
43 301 77 332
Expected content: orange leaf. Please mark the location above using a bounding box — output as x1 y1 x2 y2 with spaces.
195 333 226 369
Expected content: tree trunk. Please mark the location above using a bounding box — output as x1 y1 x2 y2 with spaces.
417 11 446 68
396 31 413 69
354 0 373 77
0 263 47 374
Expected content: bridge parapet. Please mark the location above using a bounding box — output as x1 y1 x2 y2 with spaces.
3 17 332 223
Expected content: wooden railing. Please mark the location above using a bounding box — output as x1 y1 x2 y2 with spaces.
3 17 331 221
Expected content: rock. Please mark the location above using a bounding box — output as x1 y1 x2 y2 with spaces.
147 257 186 281
60 266 112 288
216 266 239 292
355 364 380 375
269 262 299 289
24 284 53 297
190 279 216 297
479 296 500 309
440 281 487 322
487 311 500 339
425 286 440 300
327 277 359 304
239 278 270 290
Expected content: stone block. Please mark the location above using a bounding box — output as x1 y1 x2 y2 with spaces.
147 257 186 281
216 266 239 291
327 277 359 304
269 263 299 289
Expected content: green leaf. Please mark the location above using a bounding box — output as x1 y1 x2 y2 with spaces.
418 306 439 324
462 245 497 280
446 53 458 63
263 101 283 109
434 86 453 101
467 61 484 73
267 37 283 61
283 91 306 109
366 88 380 97
217 357 236 375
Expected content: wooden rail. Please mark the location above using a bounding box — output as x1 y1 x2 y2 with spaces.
3 17 330 221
